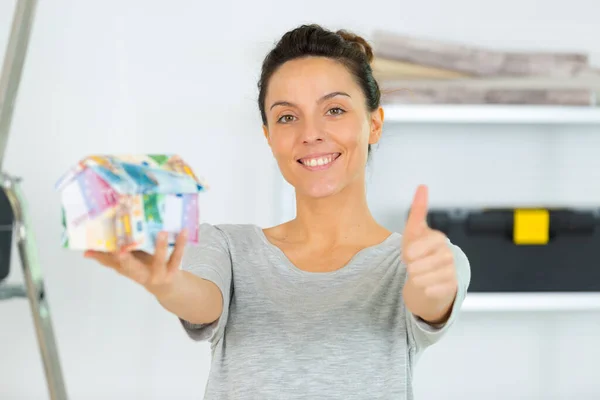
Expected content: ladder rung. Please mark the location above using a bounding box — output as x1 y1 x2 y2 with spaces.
0 283 27 299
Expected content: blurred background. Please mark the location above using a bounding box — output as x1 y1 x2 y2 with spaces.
1 0 600 399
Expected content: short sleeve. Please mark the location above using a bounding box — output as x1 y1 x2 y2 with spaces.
179 223 232 345
405 240 471 352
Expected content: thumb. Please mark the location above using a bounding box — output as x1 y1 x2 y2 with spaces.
403 184 429 244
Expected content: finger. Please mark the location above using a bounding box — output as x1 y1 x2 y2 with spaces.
405 249 454 277
84 251 119 268
119 243 138 253
410 268 456 290
403 184 429 242
167 229 188 274
131 250 154 264
403 231 448 263
116 251 148 281
117 251 136 273
151 231 170 276
424 282 458 300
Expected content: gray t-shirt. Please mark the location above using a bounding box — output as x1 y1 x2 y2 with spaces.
180 223 471 399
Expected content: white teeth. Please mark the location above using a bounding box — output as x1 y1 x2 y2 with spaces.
302 155 336 167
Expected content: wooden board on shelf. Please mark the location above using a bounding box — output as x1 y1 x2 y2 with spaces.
382 104 600 124
463 292 600 312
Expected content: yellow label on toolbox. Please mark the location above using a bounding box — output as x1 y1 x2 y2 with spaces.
513 209 550 245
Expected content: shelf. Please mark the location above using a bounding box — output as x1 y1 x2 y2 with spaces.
462 292 600 312
382 104 600 124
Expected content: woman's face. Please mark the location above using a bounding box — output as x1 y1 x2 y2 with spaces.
263 56 383 199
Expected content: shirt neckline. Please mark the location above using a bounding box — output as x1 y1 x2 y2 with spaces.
252 224 401 278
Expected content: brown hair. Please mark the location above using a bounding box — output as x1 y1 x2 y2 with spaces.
257 24 381 155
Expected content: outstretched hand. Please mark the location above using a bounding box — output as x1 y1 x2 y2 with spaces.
401 185 458 325
84 230 188 297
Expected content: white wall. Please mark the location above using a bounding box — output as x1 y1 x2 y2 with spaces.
1 0 599 399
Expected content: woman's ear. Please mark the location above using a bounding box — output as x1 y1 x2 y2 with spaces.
368 106 384 145
263 125 271 146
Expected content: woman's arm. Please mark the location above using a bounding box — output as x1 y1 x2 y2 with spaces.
152 270 223 325
85 223 232 334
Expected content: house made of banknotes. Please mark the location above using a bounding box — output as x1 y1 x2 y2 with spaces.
55 155 207 253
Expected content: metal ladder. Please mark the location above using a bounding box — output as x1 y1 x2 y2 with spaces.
0 1 68 399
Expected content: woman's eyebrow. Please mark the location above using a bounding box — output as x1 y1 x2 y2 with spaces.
318 91 351 103
269 91 351 111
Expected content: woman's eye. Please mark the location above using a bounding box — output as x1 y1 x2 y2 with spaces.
277 115 296 123
326 107 345 116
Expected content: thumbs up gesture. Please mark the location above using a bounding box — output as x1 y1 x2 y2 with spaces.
401 185 458 325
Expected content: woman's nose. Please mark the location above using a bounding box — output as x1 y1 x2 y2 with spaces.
300 120 324 144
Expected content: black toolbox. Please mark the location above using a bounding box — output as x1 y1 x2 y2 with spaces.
426 208 600 292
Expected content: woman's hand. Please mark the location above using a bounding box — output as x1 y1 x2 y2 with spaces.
84 230 188 297
401 185 458 325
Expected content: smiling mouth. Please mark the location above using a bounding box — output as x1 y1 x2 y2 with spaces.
297 153 341 170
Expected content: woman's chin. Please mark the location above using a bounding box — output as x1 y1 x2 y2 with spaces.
298 182 342 199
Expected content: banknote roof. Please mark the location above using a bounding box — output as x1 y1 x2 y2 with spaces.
55 154 207 195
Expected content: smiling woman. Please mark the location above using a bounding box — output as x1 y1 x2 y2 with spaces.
85 24 471 400
259 34 383 207
263 57 380 199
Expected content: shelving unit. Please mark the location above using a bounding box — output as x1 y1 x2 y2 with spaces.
273 103 600 312
387 103 600 312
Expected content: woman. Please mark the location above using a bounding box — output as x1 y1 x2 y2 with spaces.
86 24 471 399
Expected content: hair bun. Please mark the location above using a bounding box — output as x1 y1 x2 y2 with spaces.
336 30 374 63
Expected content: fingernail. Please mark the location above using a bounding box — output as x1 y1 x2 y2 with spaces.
158 232 168 242
180 229 188 239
